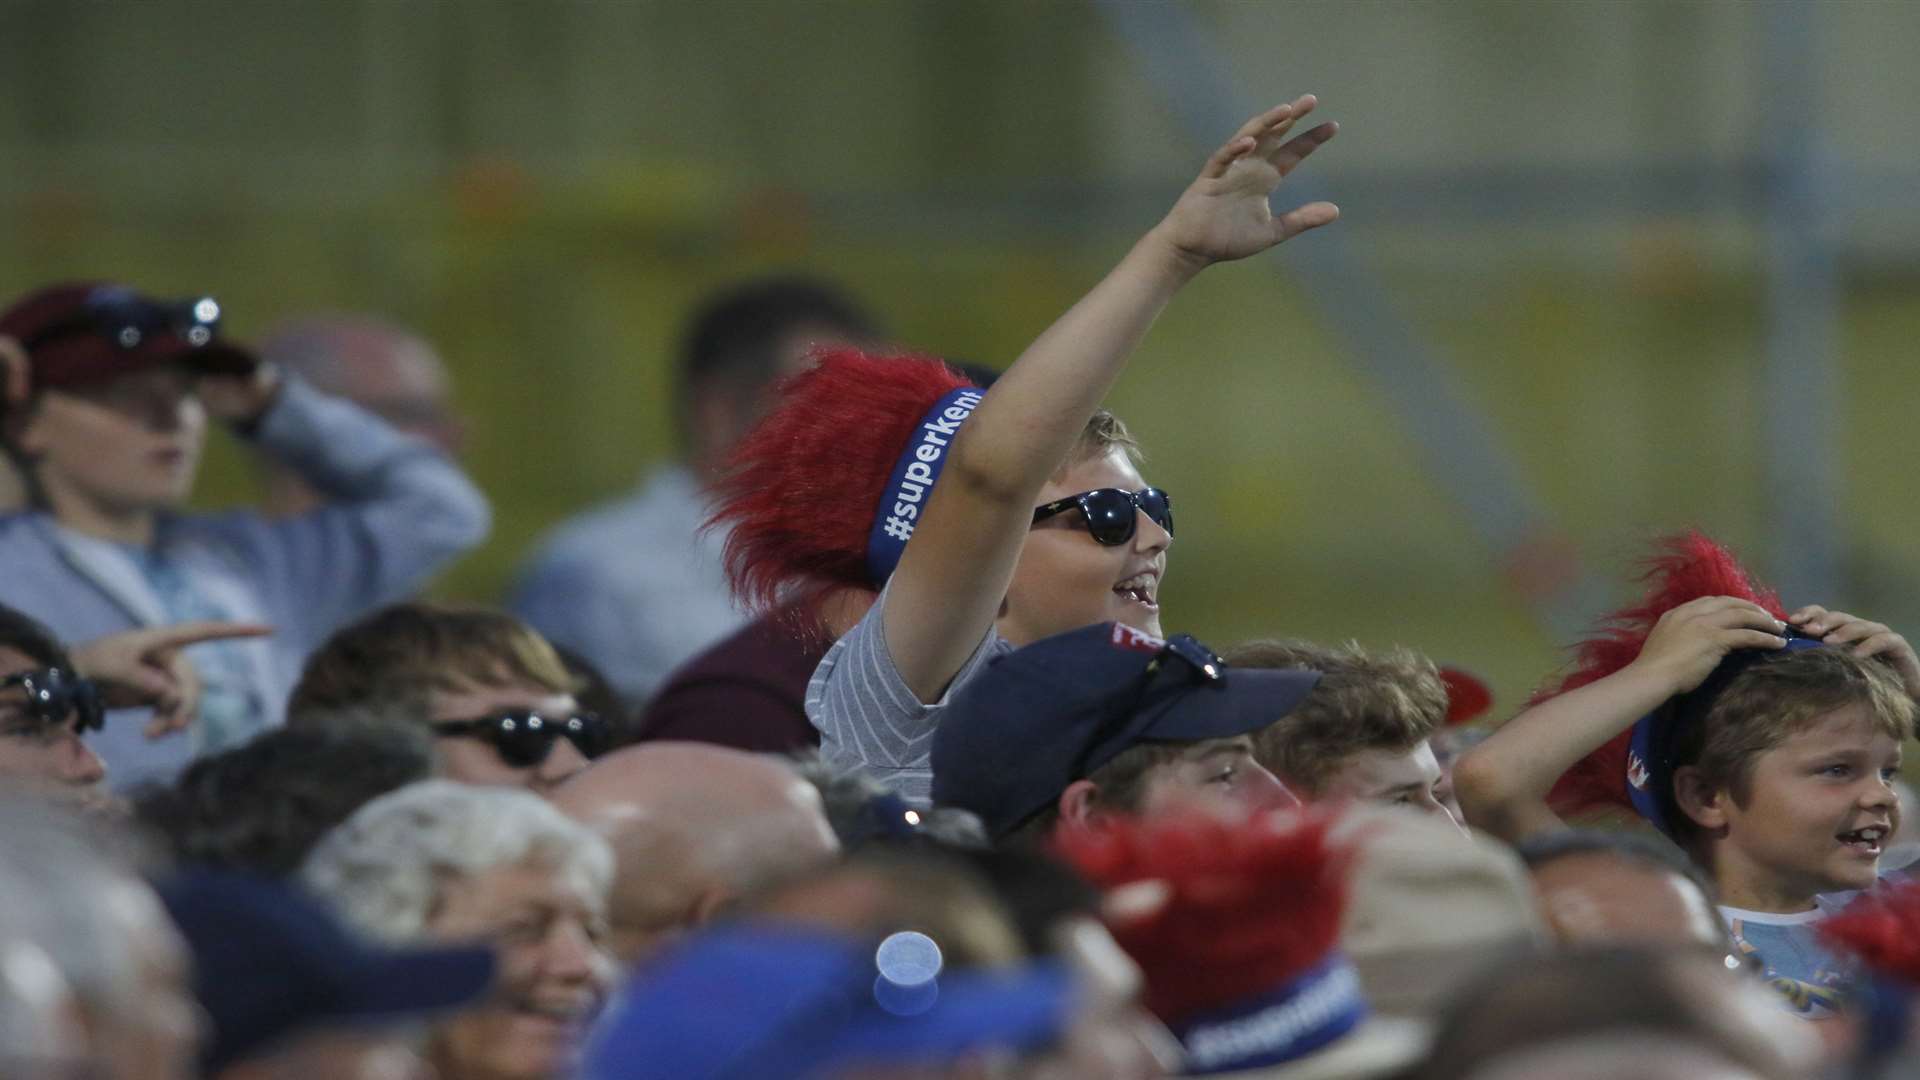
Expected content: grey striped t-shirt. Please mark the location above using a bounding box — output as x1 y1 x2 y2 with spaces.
805 583 1015 804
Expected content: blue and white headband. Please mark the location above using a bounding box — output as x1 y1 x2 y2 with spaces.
1172 954 1370 1075
863 386 985 585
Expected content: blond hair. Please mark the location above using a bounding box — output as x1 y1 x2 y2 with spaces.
1060 408 1142 474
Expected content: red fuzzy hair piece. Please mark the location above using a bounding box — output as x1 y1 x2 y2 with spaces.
707 347 976 610
1819 882 1920 984
1541 531 1787 816
1051 809 1351 1027
1439 667 1494 726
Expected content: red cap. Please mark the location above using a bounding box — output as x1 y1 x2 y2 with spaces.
0 282 256 390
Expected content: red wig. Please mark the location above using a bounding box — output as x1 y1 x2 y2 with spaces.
1439 667 1494 726
1820 881 1920 984
1542 531 1787 817
707 347 976 611
1051 809 1350 1027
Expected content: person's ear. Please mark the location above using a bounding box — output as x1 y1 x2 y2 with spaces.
0 336 29 409
1057 779 1103 830
1673 766 1730 833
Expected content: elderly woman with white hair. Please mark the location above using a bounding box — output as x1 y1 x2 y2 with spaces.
302 780 617 1080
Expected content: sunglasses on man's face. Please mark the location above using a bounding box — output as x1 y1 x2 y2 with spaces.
0 668 104 735
1031 487 1174 547
429 710 611 769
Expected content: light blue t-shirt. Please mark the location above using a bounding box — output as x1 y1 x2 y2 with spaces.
132 548 261 756
1722 906 1850 1018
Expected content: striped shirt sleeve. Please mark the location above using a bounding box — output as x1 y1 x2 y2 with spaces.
804 581 1013 803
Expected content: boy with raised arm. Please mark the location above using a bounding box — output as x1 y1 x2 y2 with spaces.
709 97 1340 800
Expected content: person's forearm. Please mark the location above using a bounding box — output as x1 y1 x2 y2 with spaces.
882 228 1204 701
1455 663 1677 841
941 226 1200 503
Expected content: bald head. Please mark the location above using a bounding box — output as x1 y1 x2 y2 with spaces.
1532 853 1725 952
260 315 462 454
551 743 839 965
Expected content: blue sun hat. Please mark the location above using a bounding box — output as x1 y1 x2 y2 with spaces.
582 924 1076 1080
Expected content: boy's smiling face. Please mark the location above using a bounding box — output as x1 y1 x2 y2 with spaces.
1697 702 1903 911
1004 447 1171 645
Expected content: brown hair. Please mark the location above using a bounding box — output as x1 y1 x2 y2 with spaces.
1226 639 1446 795
1003 740 1187 847
1677 646 1914 822
287 602 575 723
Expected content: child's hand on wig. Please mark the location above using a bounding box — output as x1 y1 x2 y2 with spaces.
1790 605 1920 700
1152 95 1341 270
1626 596 1787 696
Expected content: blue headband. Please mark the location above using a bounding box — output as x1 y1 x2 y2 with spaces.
1173 954 1369 1075
864 387 985 585
1627 630 1825 835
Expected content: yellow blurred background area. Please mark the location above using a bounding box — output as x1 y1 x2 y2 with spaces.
6 0 1920 715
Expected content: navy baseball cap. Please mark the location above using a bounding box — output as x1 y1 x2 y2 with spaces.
931 623 1321 839
157 869 496 1072
583 924 1076 1080
0 282 256 390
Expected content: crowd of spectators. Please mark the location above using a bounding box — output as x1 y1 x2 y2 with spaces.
1 94 1916 1080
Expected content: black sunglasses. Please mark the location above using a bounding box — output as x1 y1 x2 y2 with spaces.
23 291 224 354
0 668 104 734
429 710 611 768
1031 487 1173 547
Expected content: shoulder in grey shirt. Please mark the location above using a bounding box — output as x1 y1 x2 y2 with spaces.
805 582 1014 803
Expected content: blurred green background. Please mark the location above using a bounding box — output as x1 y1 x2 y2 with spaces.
4 0 1919 716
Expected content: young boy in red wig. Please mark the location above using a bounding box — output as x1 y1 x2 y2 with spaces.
1455 532 1920 1017
710 97 1341 801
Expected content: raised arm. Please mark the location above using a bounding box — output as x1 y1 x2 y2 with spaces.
1454 597 1786 843
194 364 490 645
884 97 1341 701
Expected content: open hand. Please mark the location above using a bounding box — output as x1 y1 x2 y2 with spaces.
1154 95 1341 269
1790 605 1920 700
72 621 273 738
1627 596 1786 696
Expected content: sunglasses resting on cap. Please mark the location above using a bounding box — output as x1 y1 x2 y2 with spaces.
429 710 611 768
22 292 224 354
1031 487 1173 546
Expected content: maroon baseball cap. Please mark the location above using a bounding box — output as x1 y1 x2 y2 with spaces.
0 282 257 390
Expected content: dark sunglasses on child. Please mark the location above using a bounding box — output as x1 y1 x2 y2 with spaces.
429 710 611 768
1031 487 1173 547
0 668 105 734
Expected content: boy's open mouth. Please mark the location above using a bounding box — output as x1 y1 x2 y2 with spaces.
1113 572 1159 610
1837 825 1887 856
